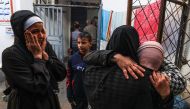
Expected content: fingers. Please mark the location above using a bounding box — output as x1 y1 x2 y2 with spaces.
116 56 145 79
165 76 170 83
151 72 169 86
25 30 35 45
34 35 41 47
151 72 160 87
134 64 145 72
24 30 41 48
24 30 33 48
122 64 145 79
122 69 129 79
24 30 42 59
152 71 158 82
150 75 156 86
33 35 38 44
132 64 144 77
127 66 138 79
41 36 47 51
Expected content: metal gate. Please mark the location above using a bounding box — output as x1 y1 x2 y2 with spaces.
34 6 64 61
128 0 190 104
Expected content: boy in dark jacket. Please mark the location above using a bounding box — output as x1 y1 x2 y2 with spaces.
67 32 92 109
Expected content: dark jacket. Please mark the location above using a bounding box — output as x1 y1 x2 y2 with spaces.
2 10 67 109
83 25 174 109
66 52 87 101
83 50 174 109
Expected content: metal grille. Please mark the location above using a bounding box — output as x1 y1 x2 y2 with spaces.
129 0 190 105
162 1 183 64
34 6 64 61
131 0 161 44
158 1 190 103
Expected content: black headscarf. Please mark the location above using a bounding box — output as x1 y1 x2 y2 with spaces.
10 10 38 46
10 10 41 62
106 25 140 63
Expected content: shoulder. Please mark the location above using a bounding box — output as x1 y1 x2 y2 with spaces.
70 52 82 62
2 45 18 57
2 45 31 63
2 45 26 64
85 65 115 73
71 52 80 58
162 58 178 68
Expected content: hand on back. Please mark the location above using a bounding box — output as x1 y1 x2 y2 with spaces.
113 54 145 79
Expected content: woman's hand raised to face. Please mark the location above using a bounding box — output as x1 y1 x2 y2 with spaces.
150 71 170 100
113 54 145 79
24 30 43 59
41 30 47 51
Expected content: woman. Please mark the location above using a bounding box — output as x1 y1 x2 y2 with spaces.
83 25 173 109
2 10 67 109
84 32 186 96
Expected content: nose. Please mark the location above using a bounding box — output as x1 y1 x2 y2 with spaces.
38 32 43 38
78 43 82 47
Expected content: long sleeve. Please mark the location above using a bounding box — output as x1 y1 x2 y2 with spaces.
84 50 115 66
66 59 74 100
46 42 67 82
160 59 186 95
153 91 174 109
161 95 174 109
2 49 50 95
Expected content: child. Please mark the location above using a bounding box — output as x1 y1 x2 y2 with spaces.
67 32 92 109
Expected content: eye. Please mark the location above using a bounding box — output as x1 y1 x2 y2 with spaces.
31 29 40 34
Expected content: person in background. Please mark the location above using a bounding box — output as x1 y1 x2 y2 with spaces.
92 16 98 27
84 19 97 50
83 25 174 109
2 10 67 109
71 21 81 54
67 32 92 109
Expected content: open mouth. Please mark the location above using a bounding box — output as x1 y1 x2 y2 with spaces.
38 39 44 45
38 39 43 42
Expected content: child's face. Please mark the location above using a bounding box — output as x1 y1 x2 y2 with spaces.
77 37 92 56
139 48 164 71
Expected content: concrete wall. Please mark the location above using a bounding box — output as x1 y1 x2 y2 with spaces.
87 9 98 21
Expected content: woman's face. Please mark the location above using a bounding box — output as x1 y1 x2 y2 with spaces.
139 48 164 71
26 22 46 46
